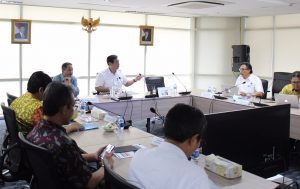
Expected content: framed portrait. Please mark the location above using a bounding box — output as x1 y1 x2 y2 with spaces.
11 19 31 44
139 26 154 46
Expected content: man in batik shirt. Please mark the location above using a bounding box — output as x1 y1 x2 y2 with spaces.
27 82 109 189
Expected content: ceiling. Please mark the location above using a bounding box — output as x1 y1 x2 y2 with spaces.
2 0 300 17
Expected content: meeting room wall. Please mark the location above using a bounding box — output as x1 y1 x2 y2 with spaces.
194 17 241 91
0 4 193 103
242 14 300 93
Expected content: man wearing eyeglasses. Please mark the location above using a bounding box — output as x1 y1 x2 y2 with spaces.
280 71 300 98
235 63 264 97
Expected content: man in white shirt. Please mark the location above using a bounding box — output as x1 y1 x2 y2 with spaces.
95 55 142 93
128 104 213 189
235 63 264 97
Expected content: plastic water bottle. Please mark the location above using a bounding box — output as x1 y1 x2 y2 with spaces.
117 116 125 132
173 83 177 96
79 101 86 115
208 86 213 93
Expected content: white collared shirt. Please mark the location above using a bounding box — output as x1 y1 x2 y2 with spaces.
235 74 264 95
128 142 214 189
95 68 128 89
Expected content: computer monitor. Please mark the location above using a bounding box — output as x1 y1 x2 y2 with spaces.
202 104 290 178
145 77 165 92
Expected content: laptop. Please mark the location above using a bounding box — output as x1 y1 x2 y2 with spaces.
274 93 299 108
221 84 239 97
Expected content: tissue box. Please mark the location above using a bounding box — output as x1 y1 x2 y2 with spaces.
205 154 242 179
91 108 107 120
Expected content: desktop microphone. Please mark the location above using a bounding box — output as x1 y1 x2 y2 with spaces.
150 107 165 123
87 101 132 129
172 72 191 95
215 81 246 95
150 107 162 117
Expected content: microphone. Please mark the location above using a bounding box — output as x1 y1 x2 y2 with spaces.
215 81 246 95
87 101 132 129
150 107 162 117
172 72 191 95
150 107 165 123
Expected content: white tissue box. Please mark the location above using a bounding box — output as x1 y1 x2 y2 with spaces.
205 154 242 179
91 108 107 120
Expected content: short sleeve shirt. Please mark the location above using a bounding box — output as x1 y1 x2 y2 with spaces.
10 92 43 136
235 74 264 95
95 68 128 89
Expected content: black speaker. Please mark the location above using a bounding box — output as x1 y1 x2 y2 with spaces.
232 45 250 72
232 45 250 63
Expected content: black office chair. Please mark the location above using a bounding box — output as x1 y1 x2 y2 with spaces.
18 132 65 189
0 105 31 183
261 79 269 99
6 93 18 106
272 72 293 100
104 159 139 189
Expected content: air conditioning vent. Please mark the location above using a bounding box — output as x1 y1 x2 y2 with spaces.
168 1 233 9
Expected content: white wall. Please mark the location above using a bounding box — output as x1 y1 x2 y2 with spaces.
194 17 241 91
242 14 300 93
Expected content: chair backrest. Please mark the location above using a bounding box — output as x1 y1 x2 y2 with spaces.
145 77 165 92
1 105 19 145
272 72 293 99
18 132 64 189
104 160 138 189
261 79 268 99
6 93 18 106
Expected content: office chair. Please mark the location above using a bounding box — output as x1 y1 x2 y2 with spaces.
0 105 31 183
261 79 269 99
104 159 139 189
6 93 18 106
18 132 66 189
272 72 293 100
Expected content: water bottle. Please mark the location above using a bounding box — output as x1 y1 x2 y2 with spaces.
117 116 125 132
173 83 177 96
79 101 86 115
207 86 213 93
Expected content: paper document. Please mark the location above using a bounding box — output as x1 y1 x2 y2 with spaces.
114 152 135 159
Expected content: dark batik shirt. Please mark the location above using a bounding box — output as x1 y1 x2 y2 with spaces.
27 119 92 188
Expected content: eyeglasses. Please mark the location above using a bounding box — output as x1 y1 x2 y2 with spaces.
239 68 249 71
292 81 300 84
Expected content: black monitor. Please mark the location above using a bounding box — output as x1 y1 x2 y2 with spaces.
145 77 165 92
202 104 290 178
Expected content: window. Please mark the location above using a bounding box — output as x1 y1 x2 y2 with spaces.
91 26 144 78
22 23 88 78
146 29 191 76
0 21 19 79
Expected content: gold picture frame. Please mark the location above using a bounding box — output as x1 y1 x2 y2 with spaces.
11 19 31 44
139 26 154 46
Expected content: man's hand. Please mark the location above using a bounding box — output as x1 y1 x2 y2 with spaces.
63 77 71 85
239 92 247 96
66 122 83 133
94 146 114 162
135 74 143 82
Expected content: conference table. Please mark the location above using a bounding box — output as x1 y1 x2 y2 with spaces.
68 91 298 189
70 119 278 189
84 91 300 140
